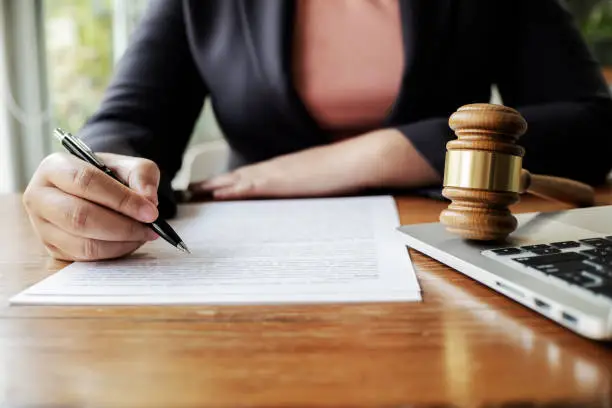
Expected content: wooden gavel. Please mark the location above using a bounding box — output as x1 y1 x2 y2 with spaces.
440 103 595 241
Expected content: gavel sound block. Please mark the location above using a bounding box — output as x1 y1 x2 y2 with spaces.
440 103 595 241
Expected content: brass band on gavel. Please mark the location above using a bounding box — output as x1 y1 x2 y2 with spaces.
440 103 595 241
443 150 523 193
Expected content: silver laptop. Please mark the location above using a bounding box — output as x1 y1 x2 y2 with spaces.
396 205 612 340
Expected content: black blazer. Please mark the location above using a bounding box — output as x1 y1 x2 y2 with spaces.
80 0 612 217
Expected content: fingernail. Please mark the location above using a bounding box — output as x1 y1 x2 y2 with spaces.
145 185 159 206
139 204 158 222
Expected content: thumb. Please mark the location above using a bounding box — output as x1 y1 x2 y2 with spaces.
98 153 161 206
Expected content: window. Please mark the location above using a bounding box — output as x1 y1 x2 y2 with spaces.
43 0 221 152
0 0 221 193
44 0 148 133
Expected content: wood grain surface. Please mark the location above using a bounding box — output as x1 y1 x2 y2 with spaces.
1 186 611 408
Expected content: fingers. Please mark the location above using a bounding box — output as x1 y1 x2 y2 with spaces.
189 171 259 200
212 180 256 200
35 216 147 261
38 153 159 223
24 152 163 262
25 186 159 242
102 153 161 205
188 172 239 193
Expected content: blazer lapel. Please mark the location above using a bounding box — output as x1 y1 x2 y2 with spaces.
239 0 327 147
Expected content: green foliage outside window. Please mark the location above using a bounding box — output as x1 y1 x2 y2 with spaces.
45 0 114 133
566 0 612 65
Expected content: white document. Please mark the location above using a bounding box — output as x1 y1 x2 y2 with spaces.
10 196 421 305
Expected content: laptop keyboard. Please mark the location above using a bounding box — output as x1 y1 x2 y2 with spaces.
482 236 612 302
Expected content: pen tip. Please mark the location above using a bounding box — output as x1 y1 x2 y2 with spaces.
177 242 191 254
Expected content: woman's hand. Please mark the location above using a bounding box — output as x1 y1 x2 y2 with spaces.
23 153 161 261
189 129 440 200
189 142 367 200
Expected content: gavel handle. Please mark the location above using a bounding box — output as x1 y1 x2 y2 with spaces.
520 170 595 207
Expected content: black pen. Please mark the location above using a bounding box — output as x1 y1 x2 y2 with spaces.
53 128 190 254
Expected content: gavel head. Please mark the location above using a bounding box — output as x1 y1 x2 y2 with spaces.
440 103 528 241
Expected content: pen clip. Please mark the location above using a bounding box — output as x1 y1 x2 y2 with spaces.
72 137 107 167
55 128 107 168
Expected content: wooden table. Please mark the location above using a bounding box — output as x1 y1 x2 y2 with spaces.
1 187 612 408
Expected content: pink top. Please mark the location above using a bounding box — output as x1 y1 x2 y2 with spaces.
293 0 404 136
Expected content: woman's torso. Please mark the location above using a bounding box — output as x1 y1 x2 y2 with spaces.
183 0 496 163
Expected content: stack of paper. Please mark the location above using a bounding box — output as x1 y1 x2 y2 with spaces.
10 196 421 305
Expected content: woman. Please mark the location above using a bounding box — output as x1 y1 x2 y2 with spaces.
23 0 612 261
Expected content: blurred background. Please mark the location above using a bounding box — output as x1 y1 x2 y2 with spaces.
0 0 611 193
